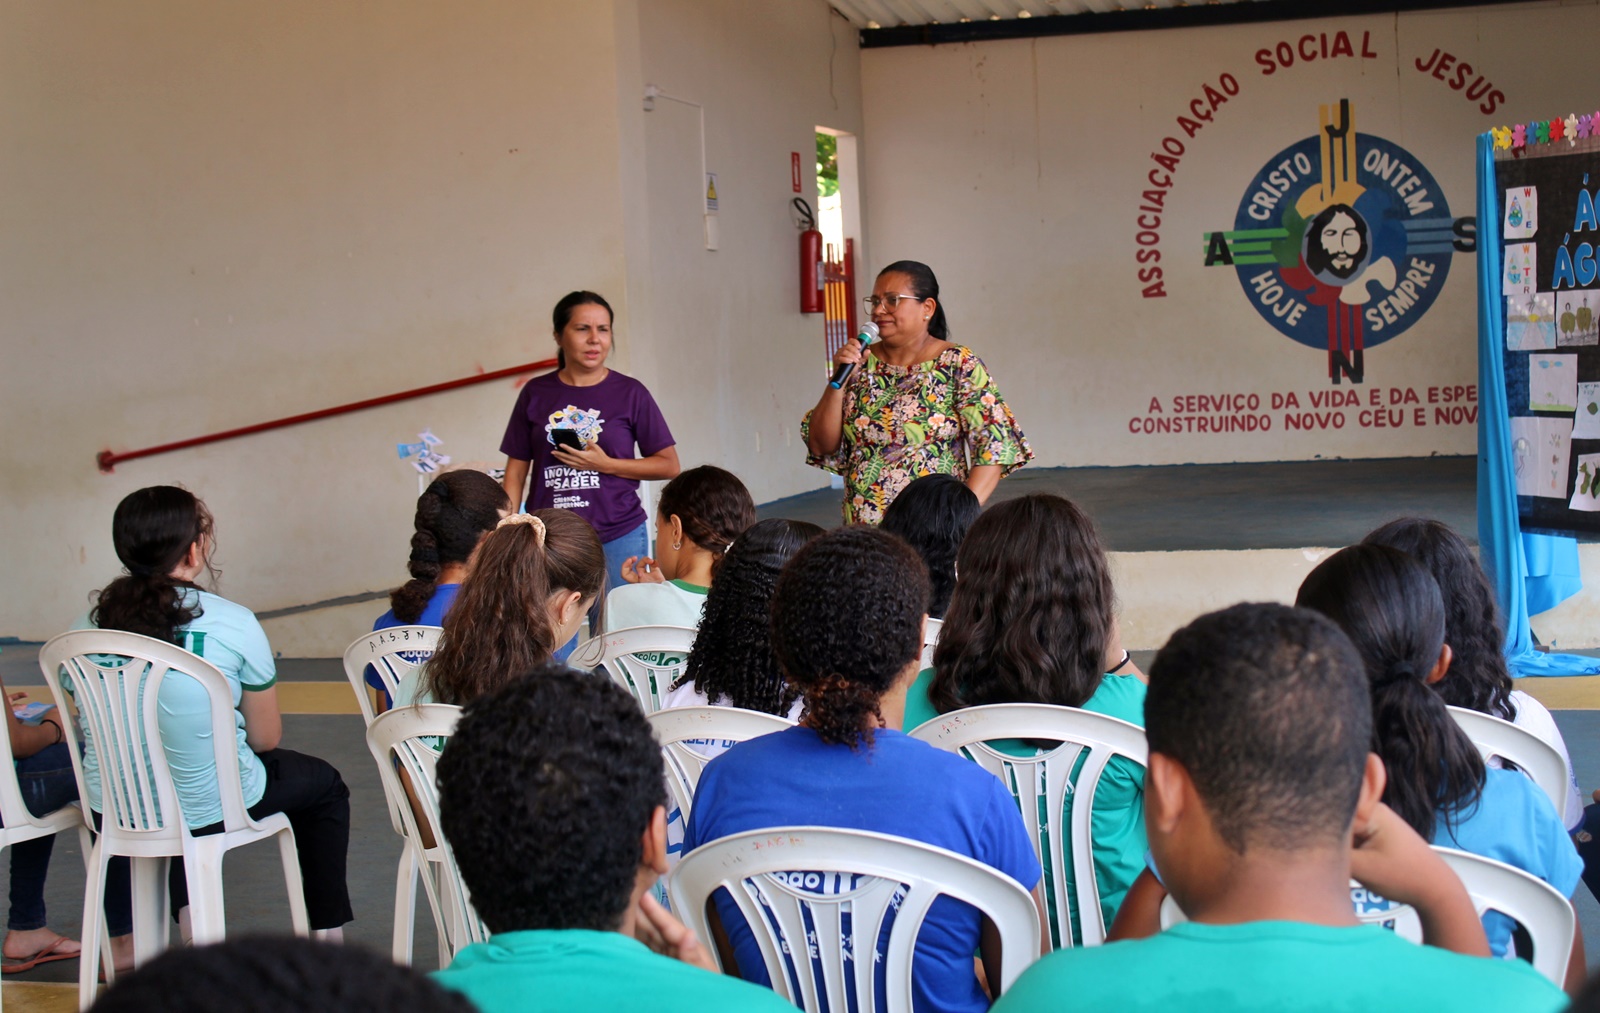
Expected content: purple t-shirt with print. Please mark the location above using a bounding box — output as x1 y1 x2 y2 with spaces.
499 370 675 542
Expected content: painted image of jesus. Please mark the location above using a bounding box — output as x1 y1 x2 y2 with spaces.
1303 203 1370 285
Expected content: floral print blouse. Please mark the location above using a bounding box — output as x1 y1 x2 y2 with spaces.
802 345 1033 524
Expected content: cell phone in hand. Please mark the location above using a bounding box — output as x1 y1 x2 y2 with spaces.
551 428 585 451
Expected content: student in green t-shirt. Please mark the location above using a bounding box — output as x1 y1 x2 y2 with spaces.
431 664 792 1013
901 493 1146 944
992 603 1567 1013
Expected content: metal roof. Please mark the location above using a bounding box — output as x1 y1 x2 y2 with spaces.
830 0 1266 31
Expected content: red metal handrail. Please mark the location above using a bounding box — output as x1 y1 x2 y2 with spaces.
98 357 559 472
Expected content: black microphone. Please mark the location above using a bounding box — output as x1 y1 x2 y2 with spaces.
829 322 880 390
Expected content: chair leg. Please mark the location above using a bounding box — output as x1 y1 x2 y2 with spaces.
275 829 310 937
77 846 109 1013
392 846 418 964
184 843 228 946
72 826 114 995
128 857 170 965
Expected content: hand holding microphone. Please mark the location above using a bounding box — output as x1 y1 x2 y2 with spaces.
829 321 880 390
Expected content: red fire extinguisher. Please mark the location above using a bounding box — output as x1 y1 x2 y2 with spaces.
800 228 824 314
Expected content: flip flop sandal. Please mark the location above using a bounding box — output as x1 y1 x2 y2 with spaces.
2 935 81 974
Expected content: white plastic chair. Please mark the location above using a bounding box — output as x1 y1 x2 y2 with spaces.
365 704 488 959
570 625 698 713
1448 706 1571 824
646 707 795 829
1158 846 1576 986
39 630 309 1010
341 626 442 963
668 826 1041 1013
341 626 442 724
908 703 1148 949
919 617 943 671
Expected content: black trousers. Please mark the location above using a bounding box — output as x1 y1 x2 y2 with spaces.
169 748 354 930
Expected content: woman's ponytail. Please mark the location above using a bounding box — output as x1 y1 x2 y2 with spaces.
1369 669 1484 838
389 471 509 625
655 466 756 578
91 486 212 645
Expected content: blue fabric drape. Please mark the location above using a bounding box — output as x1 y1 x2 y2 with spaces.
1475 131 1600 677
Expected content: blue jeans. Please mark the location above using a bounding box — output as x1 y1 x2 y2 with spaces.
555 521 649 662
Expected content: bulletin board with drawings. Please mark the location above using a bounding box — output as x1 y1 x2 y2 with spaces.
1496 115 1600 535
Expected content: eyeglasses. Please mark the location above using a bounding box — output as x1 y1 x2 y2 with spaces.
864 293 925 311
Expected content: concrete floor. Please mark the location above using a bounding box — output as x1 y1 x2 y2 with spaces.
762 456 1481 550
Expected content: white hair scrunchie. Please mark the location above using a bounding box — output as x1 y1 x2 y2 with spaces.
497 512 547 547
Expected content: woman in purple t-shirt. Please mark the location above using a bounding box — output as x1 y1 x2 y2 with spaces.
500 291 680 592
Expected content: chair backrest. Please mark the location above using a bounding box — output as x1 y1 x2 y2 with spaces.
365 704 488 955
39 629 256 839
908 703 1148 949
1447 706 1571 824
645 707 795 828
341 626 443 726
1158 846 1576 986
668 826 1041 1013
569 625 698 713
919 617 943 671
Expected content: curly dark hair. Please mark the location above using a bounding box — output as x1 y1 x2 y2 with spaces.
437 664 666 934
880 474 979 619
674 519 824 713
421 510 605 705
389 470 509 624
1148 603 1371 854
931 494 1113 715
88 935 474 1013
1362 517 1515 720
1296 544 1484 840
771 526 929 749
91 486 216 645
655 465 757 577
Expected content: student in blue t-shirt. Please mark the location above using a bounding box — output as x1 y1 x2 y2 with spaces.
993 604 1566 1013
367 469 509 712
902 493 1147 944
1296 545 1585 985
683 526 1044 1013
430 664 792 1013
83 487 353 942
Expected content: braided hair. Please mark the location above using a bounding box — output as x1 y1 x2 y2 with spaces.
655 466 756 577
91 486 215 645
389 470 510 624
673 519 824 713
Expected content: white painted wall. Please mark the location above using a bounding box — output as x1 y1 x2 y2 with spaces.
1 2 632 642
859 1 1597 469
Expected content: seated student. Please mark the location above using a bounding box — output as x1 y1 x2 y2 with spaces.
394 510 604 708
430 665 793 1013
603 465 756 633
993 603 1566 1013
81 487 352 941
367 469 510 711
90 936 474 1013
1297 545 1584 983
880 473 980 619
658 518 824 723
902 493 1145 940
1363 518 1583 828
684 526 1043 1013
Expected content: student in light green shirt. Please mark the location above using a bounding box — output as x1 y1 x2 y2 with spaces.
992 604 1566 1013
431 664 791 1013
904 493 1146 944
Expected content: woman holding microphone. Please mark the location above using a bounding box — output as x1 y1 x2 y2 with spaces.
500 291 680 591
804 261 1032 524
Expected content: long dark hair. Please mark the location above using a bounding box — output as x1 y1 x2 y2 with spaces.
880 474 979 619
673 519 824 713
421 510 605 706
389 470 510 624
551 291 613 371
931 494 1113 714
655 466 756 578
91 486 215 645
879 260 949 340
771 527 929 749
1295 544 1485 839
1363 518 1515 720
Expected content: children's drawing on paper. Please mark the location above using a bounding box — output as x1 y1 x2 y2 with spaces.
1572 454 1600 512
1503 186 1538 239
1503 243 1537 294
1574 384 1600 439
1510 416 1573 499
1529 353 1578 412
1507 291 1557 350
1558 293 1600 347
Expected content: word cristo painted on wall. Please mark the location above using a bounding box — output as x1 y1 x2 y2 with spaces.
1126 384 1478 435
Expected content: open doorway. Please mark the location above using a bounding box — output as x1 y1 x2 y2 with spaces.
816 127 861 369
